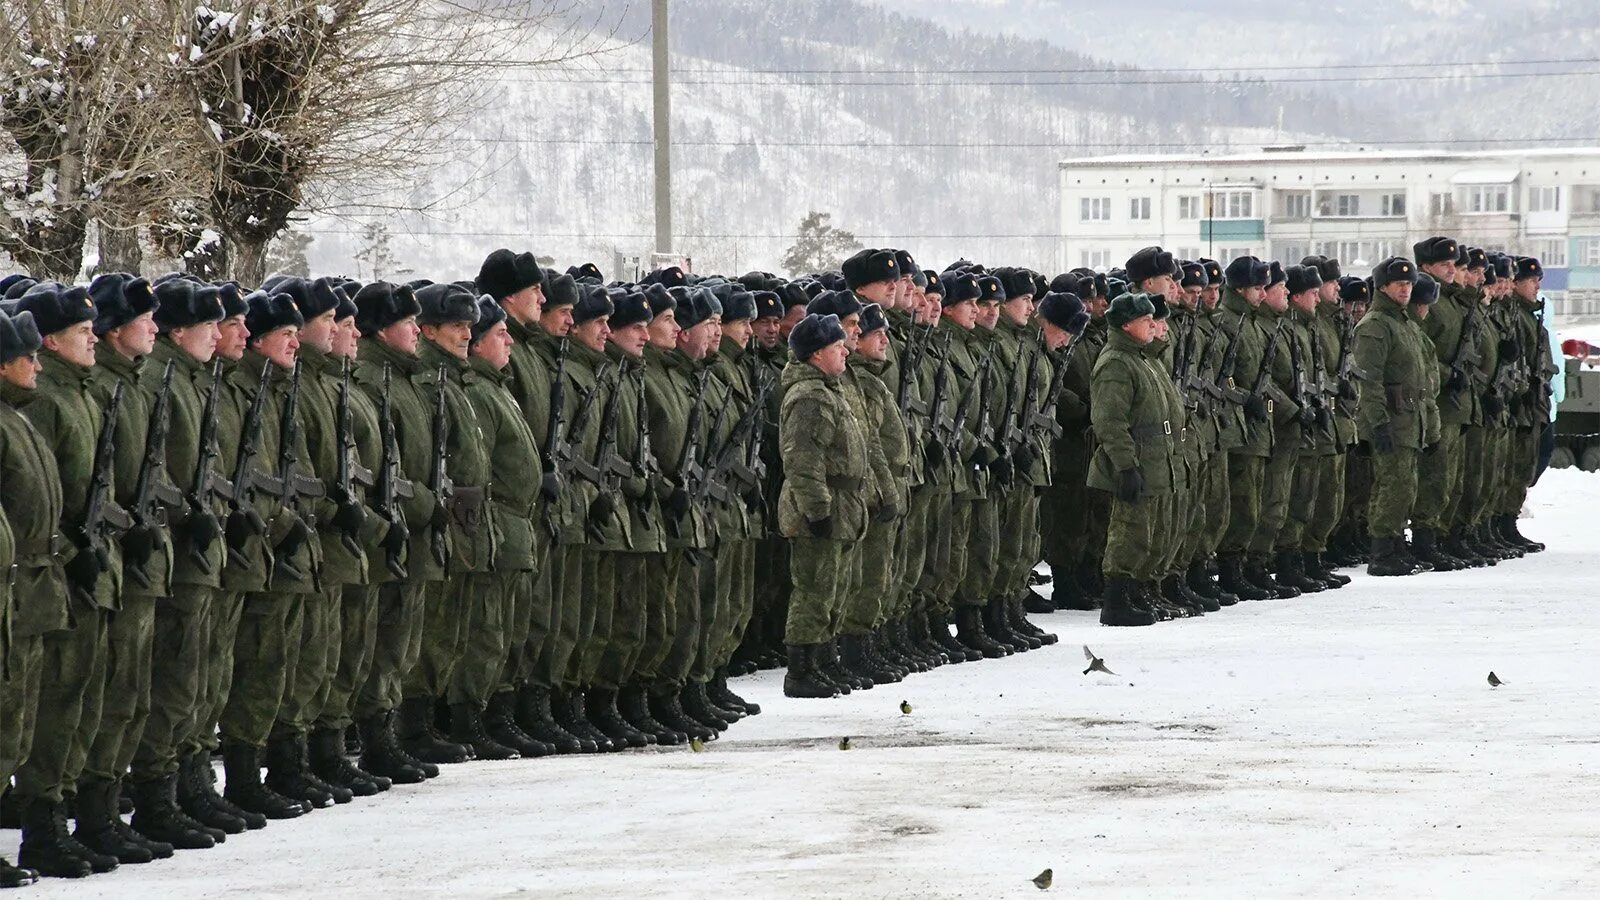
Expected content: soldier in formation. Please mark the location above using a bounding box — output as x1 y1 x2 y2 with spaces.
0 233 1556 881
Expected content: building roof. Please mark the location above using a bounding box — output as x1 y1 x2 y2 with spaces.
1059 146 1600 169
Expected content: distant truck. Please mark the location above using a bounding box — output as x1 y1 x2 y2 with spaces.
1553 356 1600 471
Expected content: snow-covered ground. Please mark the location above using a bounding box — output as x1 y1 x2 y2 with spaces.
12 469 1599 898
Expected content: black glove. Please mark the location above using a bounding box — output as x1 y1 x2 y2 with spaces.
1338 380 1359 403
989 454 1014 486
122 523 162 569
1446 368 1469 392
429 497 452 530
379 515 410 554
64 546 103 596
970 444 998 467
1422 442 1438 457
185 508 223 554
331 500 367 535
225 509 257 552
275 513 310 559
923 441 946 471
1011 443 1036 473
1244 393 1269 423
1353 440 1372 457
665 486 691 520
1373 423 1396 454
540 468 561 503
871 501 900 524
1297 406 1316 429
1498 338 1518 358
1115 467 1143 503
1482 393 1505 417
806 516 832 538
589 492 617 527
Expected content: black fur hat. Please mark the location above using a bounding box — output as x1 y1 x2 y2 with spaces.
416 283 481 326
266 275 341 321
215 281 248 318
17 284 95 338
977 275 1006 304
476 248 545 302
778 282 811 310
0 309 43 366
642 283 676 317
1300 255 1342 283
1224 256 1269 290
1514 256 1544 281
939 271 982 306
840 248 900 289
1125 246 1175 285
1267 261 1287 288
807 290 862 320
1337 275 1371 306
1412 275 1439 306
789 313 848 362
722 290 756 323
89 273 156 336
571 284 614 326
753 290 782 320
2 277 38 301
244 291 305 341
1286 265 1323 296
1199 258 1224 285
1179 261 1208 290
544 273 579 309
353 281 422 337
677 286 718 331
469 294 508 345
1037 291 1089 335
994 267 1035 302
609 290 653 330
644 266 687 288
1372 257 1418 290
923 276 946 299
567 262 604 284
859 302 888 336
1413 236 1459 267
153 279 225 332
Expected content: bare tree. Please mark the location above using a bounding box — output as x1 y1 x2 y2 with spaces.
164 0 622 287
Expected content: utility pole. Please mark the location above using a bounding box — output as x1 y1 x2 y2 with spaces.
652 0 672 257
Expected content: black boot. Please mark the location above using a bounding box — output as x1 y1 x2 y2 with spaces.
1159 574 1207 615
1500 513 1544 553
1474 521 1514 560
1099 577 1156 627
1276 550 1324 593
554 690 616 752
309 727 389 796
105 779 175 859
1052 566 1097 611
1485 518 1524 558
450 702 522 759
263 735 336 809
1412 526 1462 571
1443 529 1487 568
16 798 94 879
357 712 430 784
1188 560 1237 607
587 691 653 749
877 622 921 674
929 610 980 662
955 606 1009 658
1218 553 1270 601
0 855 38 888
681 682 736 730
1367 535 1418 576
397 697 473 764
783 644 839 698
184 750 263 831
1246 556 1299 599
71 778 153 865
905 613 946 668
483 691 556 758
515 686 584 754
710 669 761 716
222 742 307 820
823 639 873 690
985 598 1037 650
1023 587 1055 614
129 775 216 851
650 687 718 741
619 685 685 745
1455 526 1497 565
1010 596 1058 644
841 633 899 683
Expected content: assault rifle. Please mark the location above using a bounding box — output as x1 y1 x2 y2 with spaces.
1248 316 1293 419
185 360 228 572
1029 336 1080 439
1334 308 1361 404
1212 311 1252 406
331 358 370 558
921 331 955 469
688 376 735 506
539 337 568 507
668 367 712 542
75 382 133 603
586 362 633 543
1288 329 1329 437
427 366 453 568
950 342 996 468
1447 301 1485 409
125 362 184 587
274 360 326 586
374 365 415 579
703 373 773 507
224 360 283 570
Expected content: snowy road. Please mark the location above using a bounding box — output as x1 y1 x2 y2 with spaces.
14 470 1600 897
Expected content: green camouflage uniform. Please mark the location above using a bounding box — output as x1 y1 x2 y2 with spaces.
1353 293 1438 538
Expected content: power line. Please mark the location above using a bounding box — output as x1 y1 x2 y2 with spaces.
301 223 1573 241
487 55 1600 74
487 69 1600 87
446 136 1600 149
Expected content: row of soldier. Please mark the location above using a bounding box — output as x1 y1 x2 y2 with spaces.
1081 242 1554 627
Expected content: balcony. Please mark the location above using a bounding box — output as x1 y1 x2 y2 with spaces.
1199 219 1264 242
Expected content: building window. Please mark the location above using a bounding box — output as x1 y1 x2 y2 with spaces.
1381 193 1406 217
1177 195 1202 220
1461 185 1509 214
1209 191 1254 219
1576 186 1600 213
1129 197 1151 220
1529 186 1561 212
1314 240 1394 267
1079 248 1112 270
1429 192 1454 217
1318 193 1360 217
1279 191 1310 219
1528 238 1567 267
1275 243 1309 264
1575 238 1600 267
1175 247 1202 262
1219 247 1255 264
1080 197 1111 221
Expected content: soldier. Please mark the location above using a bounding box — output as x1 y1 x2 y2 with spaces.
347 281 442 783
741 287 790 673
1297 256 1357 586
1408 237 1474 571
9 284 125 876
1458 255 1514 562
901 274 951 667
1272 264 1335 594
1353 257 1437 576
119 279 229 854
779 313 870 698
72 275 178 864
1087 292 1169 627
1213 257 1277 601
215 291 323 818
0 308 68 883
1182 258 1243 605
399 284 497 763
1332 276 1375 563
1497 256 1554 553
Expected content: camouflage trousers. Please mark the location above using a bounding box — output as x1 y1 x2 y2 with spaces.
0 633 43 797
1251 442 1298 556
707 539 755 680
1221 453 1267 555
1103 490 1173 581
842 520 898 636
82 593 155 786
1367 447 1420 538
315 583 380 732
14 607 108 802
1179 453 1230 565
189 590 243 755
353 580 427 719
501 569 549 693
595 553 650 691
1496 426 1539 516
1304 452 1347 552
957 497 999 608
135 587 210 781
445 573 512 707
275 586 340 738
1412 423 1465 531
630 553 676 686
1341 451 1373 535
893 484 931 622
657 550 707 687
912 485 954 616
996 485 1040 599
784 536 851 646
220 593 297 749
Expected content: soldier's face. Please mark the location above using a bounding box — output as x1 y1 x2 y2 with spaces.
1264 284 1289 312
752 317 781 348
332 317 359 359
1318 282 1340 305
253 326 299 369
677 321 714 359
470 320 513 370
1041 322 1071 351
609 321 650 358
647 309 680 350
217 315 249 360
1152 318 1169 341
378 315 420 356
1122 315 1156 344
301 310 337 354
540 304 574 337
1291 290 1317 314
917 297 941 325
943 300 977 330
423 321 472 360
1240 286 1265 306
1382 281 1413 305
1142 275 1175 298
1001 296 1033 326
779 304 807 339
857 329 889 361
722 319 753 350
1182 287 1202 308
44 321 96 368
1514 278 1541 303
505 284 544 324
1424 262 1456 285
108 311 158 359
0 353 40 389
857 280 894 305
840 314 861 350
1200 286 1220 309
1467 267 1485 287
171 321 221 364
572 316 609 354
810 340 848 377
977 303 1000 329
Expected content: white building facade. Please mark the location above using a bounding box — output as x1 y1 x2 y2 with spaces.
1058 147 1600 315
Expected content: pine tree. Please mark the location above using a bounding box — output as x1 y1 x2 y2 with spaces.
352 221 413 282
265 228 314 278
780 211 862 277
